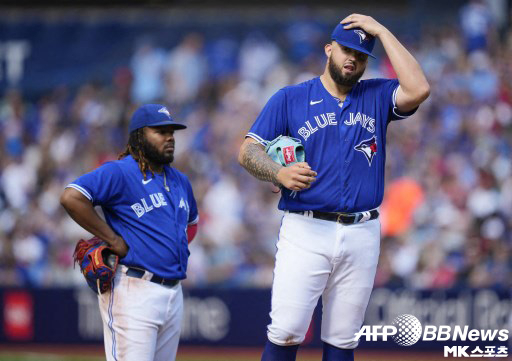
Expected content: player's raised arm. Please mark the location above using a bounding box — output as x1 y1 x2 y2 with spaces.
341 14 430 112
238 137 317 191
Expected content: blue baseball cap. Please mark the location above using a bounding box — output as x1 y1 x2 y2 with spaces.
129 104 187 133
331 23 376 59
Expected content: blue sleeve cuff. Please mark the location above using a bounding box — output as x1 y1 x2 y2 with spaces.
66 184 93 202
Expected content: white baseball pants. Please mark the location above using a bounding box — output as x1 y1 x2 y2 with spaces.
267 212 381 349
98 265 183 361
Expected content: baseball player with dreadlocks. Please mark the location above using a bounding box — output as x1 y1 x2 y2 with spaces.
61 104 198 361
239 14 430 361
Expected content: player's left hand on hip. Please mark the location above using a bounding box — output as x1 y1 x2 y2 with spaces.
340 14 386 37
109 235 129 258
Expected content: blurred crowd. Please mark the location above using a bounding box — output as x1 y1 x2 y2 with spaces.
0 1 510 290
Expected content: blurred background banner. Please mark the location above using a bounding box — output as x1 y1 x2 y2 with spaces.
0 287 509 350
0 0 511 354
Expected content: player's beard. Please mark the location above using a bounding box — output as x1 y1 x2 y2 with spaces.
328 56 365 87
141 137 174 165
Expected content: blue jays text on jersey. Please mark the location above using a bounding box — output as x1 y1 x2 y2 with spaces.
66 155 199 279
247 77 416 213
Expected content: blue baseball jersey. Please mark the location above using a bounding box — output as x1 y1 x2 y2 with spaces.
247 77 416 213
67 155 199 279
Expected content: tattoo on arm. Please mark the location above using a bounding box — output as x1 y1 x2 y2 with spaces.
241 143 282 185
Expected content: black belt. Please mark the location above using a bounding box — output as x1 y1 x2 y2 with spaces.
289 209 379 224
126 267 180 287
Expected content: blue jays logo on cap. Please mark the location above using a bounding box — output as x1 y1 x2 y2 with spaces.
331 23 376 59
158 106 171 117
354 30 369 44
355 136 378 165
129 104 187 133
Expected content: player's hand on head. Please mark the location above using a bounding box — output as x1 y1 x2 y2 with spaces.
277 162 317 191
340 14 386 37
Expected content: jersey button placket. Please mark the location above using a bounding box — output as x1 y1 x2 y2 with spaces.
338 108 347 209
344 138 349 163
339 105 352 212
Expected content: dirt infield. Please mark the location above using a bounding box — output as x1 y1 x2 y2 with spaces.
0 345 444 361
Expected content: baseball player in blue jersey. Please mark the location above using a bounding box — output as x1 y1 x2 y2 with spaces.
60 104 199 361
239 14 430 361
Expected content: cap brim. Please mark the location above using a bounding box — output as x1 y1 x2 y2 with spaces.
147 121 187 130
333 40 376 59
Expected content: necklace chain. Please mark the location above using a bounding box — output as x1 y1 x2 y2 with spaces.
163 171 170 192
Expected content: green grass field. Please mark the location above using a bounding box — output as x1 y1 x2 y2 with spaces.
0 346 445 361
0 348 446 361
0 354 102 361
0 353 444 361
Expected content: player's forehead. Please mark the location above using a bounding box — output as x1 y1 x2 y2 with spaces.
145 125 176 133
333 42 367 58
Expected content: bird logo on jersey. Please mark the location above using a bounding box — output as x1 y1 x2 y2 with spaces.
354 136 377 165
354 29 370 44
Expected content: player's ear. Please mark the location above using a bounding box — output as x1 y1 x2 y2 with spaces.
324 42 332 57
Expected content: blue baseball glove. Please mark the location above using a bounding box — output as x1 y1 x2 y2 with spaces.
264 135 305 166
73 237 118 294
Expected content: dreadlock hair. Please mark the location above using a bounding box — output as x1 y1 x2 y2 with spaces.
118 128 154 180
